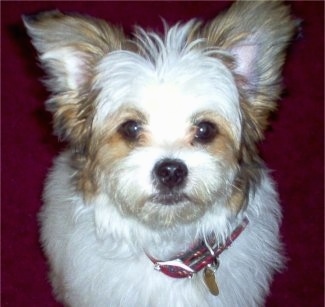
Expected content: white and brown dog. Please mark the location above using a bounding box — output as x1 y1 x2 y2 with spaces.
24 1 296 306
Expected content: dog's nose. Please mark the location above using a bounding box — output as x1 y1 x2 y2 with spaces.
153 159 188 189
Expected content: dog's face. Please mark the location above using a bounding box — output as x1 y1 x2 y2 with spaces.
91 44 241 228
24 2 296 230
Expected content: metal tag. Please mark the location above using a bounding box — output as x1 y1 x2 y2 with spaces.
203 261 219 296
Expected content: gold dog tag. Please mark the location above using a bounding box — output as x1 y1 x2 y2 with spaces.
203 265 219 296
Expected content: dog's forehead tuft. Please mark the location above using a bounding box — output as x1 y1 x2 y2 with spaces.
93 50 242 139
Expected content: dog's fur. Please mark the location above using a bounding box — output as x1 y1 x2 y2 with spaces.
24 1 296 306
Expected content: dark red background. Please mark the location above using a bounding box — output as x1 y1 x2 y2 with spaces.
2 1 324 306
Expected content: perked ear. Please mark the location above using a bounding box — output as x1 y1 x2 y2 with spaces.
23 11 125 145
202 0 297 130
23 10 124 92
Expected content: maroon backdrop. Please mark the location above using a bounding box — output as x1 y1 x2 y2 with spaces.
2 2 324 306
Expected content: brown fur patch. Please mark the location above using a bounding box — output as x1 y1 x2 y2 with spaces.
187 105 263 214
73 107 149 200
47 89 97 151
187 110 249 213
228 94 264 214
190 111 238 166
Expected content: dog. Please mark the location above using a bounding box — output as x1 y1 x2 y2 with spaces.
24 1 297 306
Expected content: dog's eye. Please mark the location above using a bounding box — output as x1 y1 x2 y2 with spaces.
194 121 218 143
119 120 142 141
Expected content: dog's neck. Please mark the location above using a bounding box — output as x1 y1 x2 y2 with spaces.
146 217 249 278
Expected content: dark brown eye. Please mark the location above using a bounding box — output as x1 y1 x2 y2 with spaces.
194 121 218 143
119 120 142 141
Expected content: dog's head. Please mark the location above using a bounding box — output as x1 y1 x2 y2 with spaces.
24 2 296 230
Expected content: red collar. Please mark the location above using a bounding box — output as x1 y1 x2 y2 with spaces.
147 217 249 278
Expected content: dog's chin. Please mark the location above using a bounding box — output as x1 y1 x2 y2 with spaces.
148 192 190 206
129 192 210 229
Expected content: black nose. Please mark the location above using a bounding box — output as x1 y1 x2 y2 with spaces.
153 159 188 189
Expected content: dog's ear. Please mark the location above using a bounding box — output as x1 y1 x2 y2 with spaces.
23 11 126 145
23 10 124 92
202 1 297 132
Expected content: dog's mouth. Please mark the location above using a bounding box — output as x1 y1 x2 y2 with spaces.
149 192 190 205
